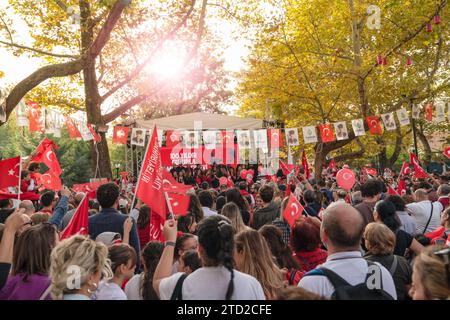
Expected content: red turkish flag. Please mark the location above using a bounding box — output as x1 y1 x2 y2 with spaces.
162 171 192 192
31 144 62 177
27 101 45 133
365 168 378 176
319 124 335 143
302 150 310 180
400 162 410 176
444 147 450 160
165 130 182 148
136 126 166 220
410 153 428 179
397 179 406 196
39 171 62 191
165 191 190 216
113 126 129 144
282 194 304 227
279 160 295 176
268 129 283 148
60 194 89 240
387 186 399 196
366 116 383 135
65 116 82 139
0 156 21 189
425 103 433 121
87 124 101 143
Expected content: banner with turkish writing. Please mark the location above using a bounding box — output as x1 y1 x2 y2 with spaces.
136 126 166 220
159 145 239 166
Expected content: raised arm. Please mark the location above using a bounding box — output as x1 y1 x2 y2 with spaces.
153 219 178 297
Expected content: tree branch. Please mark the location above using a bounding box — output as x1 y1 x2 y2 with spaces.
88 0 131 58
0 40 78 59
5 59 84 117
102 94 148 123
100 0 197 102
363 0 447 79
332 139 365 163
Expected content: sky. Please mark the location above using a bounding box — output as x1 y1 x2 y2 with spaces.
0 0 250 115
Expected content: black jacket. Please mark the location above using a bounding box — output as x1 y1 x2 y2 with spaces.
252 202 279 230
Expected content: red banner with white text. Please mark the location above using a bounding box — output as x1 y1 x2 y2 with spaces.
159 144 240 166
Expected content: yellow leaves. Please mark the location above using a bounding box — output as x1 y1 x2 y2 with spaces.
0 70 4 78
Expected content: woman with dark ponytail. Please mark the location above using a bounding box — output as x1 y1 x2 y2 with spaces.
373 200 423 257
124 241 164 300
153 216 265 300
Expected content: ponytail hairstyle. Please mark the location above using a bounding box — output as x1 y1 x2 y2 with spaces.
108 243 137 275
197 215 235 300
375 200 401 232
181 249 202 273
141 241 164 300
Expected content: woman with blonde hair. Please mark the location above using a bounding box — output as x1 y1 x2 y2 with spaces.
364 222 412 300
220 202 251 234
234 229 284 299
409 246 450 300
48 235 113 300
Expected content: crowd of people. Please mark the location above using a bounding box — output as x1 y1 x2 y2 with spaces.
0 161 450 300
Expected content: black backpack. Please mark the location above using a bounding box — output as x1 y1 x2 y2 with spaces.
317 262 394 300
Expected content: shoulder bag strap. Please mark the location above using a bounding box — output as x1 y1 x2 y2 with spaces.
39 285 52 300
389 256 398 276
170 274 188 301
318 267 350 289
422 202 434 234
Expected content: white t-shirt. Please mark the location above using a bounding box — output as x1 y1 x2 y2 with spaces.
124 274 143 300
202 207 218 218
298 251 397 300
93 281 127 300
406 200 443 234
159 266 265 300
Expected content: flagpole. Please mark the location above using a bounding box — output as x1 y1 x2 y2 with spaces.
17 155 22 203
164 191 175 220
130 126 154 212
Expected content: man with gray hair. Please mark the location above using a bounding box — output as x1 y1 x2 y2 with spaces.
406 189 443 234
61 192 86 230
298 203 397 299
18 200 35 216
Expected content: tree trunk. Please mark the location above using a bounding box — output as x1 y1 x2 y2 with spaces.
81 0 112 179
417 130 432 166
